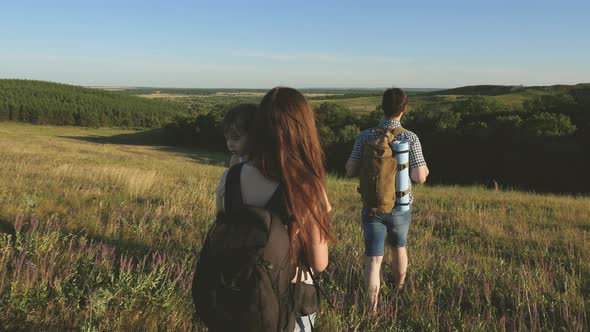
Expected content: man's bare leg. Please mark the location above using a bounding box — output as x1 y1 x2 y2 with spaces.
391 246 408 289
363 256 383 313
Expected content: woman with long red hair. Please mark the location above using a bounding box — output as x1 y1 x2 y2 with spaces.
253 87 333 267
215 87 333 331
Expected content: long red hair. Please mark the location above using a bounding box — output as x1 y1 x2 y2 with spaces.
252 87 333 262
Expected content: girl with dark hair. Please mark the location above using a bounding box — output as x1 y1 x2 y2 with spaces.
215 87 333 331
222 103 258 167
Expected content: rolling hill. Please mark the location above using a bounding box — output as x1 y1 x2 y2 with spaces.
0 79 189 128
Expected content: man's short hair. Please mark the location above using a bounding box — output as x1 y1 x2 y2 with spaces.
382 88 408 118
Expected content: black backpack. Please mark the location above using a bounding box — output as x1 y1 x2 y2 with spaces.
192 163 297 332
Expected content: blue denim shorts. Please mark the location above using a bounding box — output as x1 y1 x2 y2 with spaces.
361 205 412 256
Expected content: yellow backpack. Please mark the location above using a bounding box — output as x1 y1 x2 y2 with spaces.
359 126 409 214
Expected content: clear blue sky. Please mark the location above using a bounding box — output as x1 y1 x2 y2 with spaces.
1 0 589 88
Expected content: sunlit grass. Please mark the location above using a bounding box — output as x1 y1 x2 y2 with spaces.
310 96 382 113
0 122 588 331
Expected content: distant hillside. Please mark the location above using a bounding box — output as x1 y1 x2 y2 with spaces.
112 87 442 99
526 83 590 103
433 83 590 97
432 84 525 96
0 79 189 128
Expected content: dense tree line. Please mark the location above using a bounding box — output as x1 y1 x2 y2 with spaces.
407 91 590 193
3 79 587 192
0 79 188 128
428 84 523 96
165 86 590 193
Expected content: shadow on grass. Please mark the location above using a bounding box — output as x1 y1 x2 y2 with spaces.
0 217 16 238
59 128 228 166
0 217 172 273
6 213 194 266
2 215 196 318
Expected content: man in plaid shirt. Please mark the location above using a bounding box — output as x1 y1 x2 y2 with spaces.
345 88 429 313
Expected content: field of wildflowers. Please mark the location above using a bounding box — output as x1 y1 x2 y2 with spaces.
0 123 588 331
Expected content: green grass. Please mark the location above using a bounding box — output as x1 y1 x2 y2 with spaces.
307 85 565 112
310 96 382 113
309 92 530 114
0 122 588 331
106 83 569 116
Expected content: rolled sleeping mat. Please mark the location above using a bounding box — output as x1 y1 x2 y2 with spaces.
391 140 410 212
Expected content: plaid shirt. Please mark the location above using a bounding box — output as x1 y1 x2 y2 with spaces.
349 120 427 203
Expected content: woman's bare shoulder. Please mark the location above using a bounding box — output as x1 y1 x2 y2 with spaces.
240 162 279 207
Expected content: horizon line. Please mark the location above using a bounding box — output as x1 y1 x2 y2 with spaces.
3 78 590 91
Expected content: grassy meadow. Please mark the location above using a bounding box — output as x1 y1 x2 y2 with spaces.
0 122 588 331
307 89 543 113
310 96 383 113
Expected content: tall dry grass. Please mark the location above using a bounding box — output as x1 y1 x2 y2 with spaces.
0 122 588 331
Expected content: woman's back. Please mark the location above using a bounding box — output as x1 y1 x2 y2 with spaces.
216 162 279 213
211 87 333 332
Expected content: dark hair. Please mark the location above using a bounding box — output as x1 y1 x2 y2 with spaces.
381 88 408 118
222 103 258 136
252 87 333 262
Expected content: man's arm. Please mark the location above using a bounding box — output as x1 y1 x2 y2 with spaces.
407 132 428 184
410 165 429 184
345 130 367 177
345 158 360 177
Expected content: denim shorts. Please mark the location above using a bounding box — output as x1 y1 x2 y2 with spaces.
361 205 412 256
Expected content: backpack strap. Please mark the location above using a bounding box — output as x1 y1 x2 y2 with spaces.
307 265 335 311
396 188 411 198
292 261 320 329
266 184 292 224
375 125 407 145
292 261 336 318
224 162 246 214
390 126 406 138
372 126 386 135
